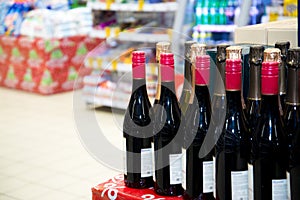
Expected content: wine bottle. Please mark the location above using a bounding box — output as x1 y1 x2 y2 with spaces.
275 41 290 111
123 51 154 188
154 53 184 196
246 45 264 200
154 42 171 105
215 46 250 200
252 48 288 200
285 48 300 200
179 40 196 114
246 45 264 137
211 44 229 198
183 45 215 200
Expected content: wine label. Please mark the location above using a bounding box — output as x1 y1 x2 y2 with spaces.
123 137 127 175
169 154 182 185
231 170 248 200
151 142 156 182
182 148 187 190
248 164 254 200
203 161 214 193
272 179 288 200
287 172 291 200
141 148 152 178
213 156 216 198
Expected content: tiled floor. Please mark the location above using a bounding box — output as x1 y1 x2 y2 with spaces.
0 88 123 200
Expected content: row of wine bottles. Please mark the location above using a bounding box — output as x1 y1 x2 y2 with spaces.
123 41 300 200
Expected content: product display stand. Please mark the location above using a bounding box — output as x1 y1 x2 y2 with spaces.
92 175 182 200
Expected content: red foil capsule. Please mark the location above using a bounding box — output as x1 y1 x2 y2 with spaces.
132 51 146 79
160 53 175 82
195 55 210 85
261 61 279 95
225 59 242 91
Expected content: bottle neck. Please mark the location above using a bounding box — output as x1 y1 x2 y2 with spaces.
279 60 287 95
286 68 300 105
132 78 147 92
160 81 176 97
248 63 261 100
183 59 192 90
195 85 210 101
132 63 145 79
214 60 226 96
260 94 281 115
226 90 243 110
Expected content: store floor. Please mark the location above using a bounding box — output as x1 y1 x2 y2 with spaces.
0 88 122 200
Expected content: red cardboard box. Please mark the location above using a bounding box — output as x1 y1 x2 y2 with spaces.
0 35 102 94
92 175 183 200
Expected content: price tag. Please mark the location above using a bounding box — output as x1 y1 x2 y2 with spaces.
114 27 120 37
138 0 144 11
112 60 118 71
88 57 94 68
96 58 103 69
105 27 111 38
106 0 112 10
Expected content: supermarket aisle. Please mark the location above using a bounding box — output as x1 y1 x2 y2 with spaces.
0 88 120 200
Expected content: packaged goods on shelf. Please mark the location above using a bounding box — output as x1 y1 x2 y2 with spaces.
20 8 93 38
0 35 102 94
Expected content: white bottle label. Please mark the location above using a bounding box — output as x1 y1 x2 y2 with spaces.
203 161 214 193
123 137 127 175
141 148 152 178
231 170 248 200
272 179 288 200
287 172 291 200
248 164 254 200
182 148 187 190
169 154 182 185
152 142 155 182
213 156 216 198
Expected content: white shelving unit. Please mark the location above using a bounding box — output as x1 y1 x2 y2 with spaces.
83 0 184 109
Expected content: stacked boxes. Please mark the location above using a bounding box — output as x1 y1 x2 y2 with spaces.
0 35 102 94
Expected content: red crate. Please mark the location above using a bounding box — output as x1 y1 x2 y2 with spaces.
92 175 183 200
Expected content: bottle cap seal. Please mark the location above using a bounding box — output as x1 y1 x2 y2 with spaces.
132 51 146 79
160 53 174 82
195 55 210 85
249 45 264 65
191 43 206 64
156 42 171 62
264 48 281 63
261 61 279 95
184 41 196 62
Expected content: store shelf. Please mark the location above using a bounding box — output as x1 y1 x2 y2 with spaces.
194 24 236 33
89 28 170 42
85 58 132 72
87 1 178 12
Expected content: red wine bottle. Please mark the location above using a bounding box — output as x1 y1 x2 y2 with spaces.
180 41 196 114
211 44 229 198
246 45 264 200
153 53 184 196
285 48 300 200
275 41 290 111
154 42 171 105
123 51 153 188
215 46 250 200
252 48 288 200
183 45 215 200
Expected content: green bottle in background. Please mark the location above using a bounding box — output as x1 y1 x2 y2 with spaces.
201 0 209 25
219 0 227 25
